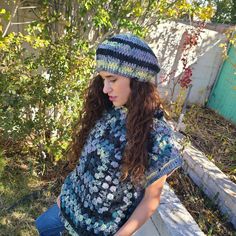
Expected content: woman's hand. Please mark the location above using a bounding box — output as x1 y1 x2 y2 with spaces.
57 195 61 208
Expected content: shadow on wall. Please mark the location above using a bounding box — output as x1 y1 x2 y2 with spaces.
147 21 228 105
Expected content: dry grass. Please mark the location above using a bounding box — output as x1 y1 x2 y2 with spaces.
168 169 236 236
166 104 236 235
183 105 236 183
0 149 59 236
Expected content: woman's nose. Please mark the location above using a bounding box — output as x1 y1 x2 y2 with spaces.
103 80 112 94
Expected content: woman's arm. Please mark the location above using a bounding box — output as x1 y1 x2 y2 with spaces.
114 174 167 236
57 195 60 208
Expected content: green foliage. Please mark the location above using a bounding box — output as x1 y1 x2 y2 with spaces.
0 8 11 22
211 0 236 24
0 29 94 166
0 148 6 177
155 0 215 20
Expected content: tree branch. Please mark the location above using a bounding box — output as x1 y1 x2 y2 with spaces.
3 0 25 37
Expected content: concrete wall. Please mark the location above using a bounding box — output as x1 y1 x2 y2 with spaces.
148 21 228 105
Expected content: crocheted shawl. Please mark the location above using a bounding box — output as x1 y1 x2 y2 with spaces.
59 107 183 235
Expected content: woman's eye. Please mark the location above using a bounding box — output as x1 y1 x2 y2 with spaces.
110 79 117 83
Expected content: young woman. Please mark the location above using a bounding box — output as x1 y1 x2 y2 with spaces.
35 33 183 236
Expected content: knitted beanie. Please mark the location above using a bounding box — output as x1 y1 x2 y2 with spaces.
95 33 160 83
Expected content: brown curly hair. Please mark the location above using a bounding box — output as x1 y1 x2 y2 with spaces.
67 75 161 185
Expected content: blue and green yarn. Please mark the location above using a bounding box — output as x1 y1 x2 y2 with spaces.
96 33 160 84
59 107 183 235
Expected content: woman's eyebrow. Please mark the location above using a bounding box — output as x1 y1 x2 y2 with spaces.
102 75 117 79
105 75 115 78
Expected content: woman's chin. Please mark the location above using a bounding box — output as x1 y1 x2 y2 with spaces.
112 101 123 107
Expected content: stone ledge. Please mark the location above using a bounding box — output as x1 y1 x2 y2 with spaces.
182 145 236 229
134 218 161 236
151 183 205 236
169 120 236 229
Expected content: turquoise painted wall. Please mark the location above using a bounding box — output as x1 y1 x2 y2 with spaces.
207 45 236 125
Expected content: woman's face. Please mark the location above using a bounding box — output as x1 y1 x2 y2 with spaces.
99 71 131 107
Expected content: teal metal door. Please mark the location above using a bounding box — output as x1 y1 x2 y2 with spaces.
207 45 236 125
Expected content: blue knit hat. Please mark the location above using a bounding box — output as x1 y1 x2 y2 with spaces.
95 33 160 84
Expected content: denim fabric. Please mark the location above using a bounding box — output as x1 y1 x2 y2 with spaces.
35 203 65 236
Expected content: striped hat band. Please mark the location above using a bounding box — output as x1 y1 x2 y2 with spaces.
95 33 160 83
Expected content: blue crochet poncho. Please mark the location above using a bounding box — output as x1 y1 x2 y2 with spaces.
59 106 183 235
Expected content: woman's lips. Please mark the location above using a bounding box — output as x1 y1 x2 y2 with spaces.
109 96 117 101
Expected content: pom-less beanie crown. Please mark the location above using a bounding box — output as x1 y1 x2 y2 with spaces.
95 33 160 83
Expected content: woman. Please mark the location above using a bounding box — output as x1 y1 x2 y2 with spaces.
35 33 183 236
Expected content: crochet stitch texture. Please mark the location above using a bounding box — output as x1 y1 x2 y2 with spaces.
59 107 183 236
96 33 160 84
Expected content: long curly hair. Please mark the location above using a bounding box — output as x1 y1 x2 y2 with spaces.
67 75 161 185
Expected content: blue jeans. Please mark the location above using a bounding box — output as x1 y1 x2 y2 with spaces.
35 203 66 236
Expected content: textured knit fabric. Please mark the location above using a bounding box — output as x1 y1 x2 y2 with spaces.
96 33 160 84
59 106 183 236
